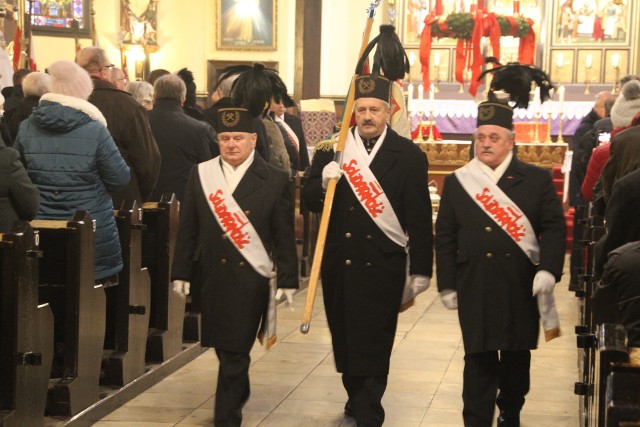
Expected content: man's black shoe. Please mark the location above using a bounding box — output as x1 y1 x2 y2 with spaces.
344 400 353 417
497 410 520 427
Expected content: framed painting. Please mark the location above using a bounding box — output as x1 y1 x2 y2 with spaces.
30 0 91 37
552 0 631 45
121 0 159 46
216 0 276 50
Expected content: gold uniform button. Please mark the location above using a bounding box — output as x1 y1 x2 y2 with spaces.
365 262 372 267
349 206 355 211
222 234 228 239
345 232 352 238
244 210 250 215
485 227 492 232
345 260 352 266
221 258 227 264
238 261 245 267
485 252 493 259
366 235 373 240
505 253 512 259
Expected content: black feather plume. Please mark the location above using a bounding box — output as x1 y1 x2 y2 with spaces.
356 25 409 81
214 65 252 91
230 63 292 118
478 57 554 109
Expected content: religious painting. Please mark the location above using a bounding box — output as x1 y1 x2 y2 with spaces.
121 0 158 46
216 0 276 51
30 0 91 37
552 0 631 45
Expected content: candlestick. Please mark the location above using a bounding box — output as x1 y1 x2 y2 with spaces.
612 53 620 68
557 110 565 144
584 66 591 95
558 85 565 106
544 108 552 143
426 110 435 142
533 111 541 144
612 55 621 94
418 83 424 102
416 113 424 141
434 65 440 93
586 54 592 68
434 53 440 67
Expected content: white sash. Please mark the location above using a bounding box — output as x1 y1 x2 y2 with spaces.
454 158 540 265
341 130 408 247
198 158 274 278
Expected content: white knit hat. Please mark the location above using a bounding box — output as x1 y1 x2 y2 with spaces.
610 80 640 129
47 60 94 100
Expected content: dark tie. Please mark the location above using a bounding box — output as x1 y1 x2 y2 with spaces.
361 136 379 153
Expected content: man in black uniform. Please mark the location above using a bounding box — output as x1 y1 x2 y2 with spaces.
171 108 298 427
435 92 566 427
303 74 433 427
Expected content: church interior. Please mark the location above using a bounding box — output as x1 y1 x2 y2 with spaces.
1 0 640 426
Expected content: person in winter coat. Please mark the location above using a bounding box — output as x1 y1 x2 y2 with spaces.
14 60 130 282
0 134 39 232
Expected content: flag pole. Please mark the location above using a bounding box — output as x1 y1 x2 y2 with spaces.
300 0 383 334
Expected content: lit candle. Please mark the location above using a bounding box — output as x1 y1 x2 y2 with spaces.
586 54 592 68
612 53 620 68
407 83 414 111
418 83 424 101
434 53 440 67
556 53 563 68
513 0 520 14
534 87 541 112
558 85 565 109
409 51 416 68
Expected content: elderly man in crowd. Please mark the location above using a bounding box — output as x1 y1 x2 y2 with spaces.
148 74 216 202
435 91 566 427
76 46 160 206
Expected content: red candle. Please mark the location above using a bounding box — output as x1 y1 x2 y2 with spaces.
514 0 520 14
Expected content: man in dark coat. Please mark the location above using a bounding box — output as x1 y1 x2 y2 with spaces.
435 93 566 427
76 46 160 207
303 75 433 427
269 98 310 174
148 74 216 202
171 108 298 427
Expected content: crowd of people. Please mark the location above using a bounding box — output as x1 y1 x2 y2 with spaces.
0 41 639 427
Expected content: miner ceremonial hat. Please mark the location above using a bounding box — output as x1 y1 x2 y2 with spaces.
215 108 254 133
354 74 392 103
477 91 514 130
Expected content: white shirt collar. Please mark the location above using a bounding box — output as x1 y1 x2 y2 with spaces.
220 150 256 192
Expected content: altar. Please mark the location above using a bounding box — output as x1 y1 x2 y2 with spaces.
410 99 593 139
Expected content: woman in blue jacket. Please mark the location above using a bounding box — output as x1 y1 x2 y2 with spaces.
14 60 130 282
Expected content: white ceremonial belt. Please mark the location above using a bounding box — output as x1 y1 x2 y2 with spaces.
342 130 407 247
198 158 274 278
454 159 540 265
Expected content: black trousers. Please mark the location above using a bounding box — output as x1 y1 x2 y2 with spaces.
214 348 251 427
342 373 388 427
462 350 531 427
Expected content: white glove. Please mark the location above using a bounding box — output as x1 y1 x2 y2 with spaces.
532 270 556 296
409 274 431 294
440 289 458 310
322 161 343 189
275 288 296 309
172 280 190 296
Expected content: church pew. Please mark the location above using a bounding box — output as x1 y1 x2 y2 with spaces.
31 211 106 417
102 201 151 386
141 194 186 360
0 222 53 426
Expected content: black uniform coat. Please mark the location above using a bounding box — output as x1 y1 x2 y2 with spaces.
435 157 566 354
303 126 433 376
171 154 298 352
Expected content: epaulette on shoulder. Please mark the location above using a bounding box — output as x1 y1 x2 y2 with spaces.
314 133 339 153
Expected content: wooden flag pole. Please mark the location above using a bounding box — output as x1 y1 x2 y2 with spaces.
300 0 382 334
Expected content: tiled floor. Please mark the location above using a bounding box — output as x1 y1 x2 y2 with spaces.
96 264 580 426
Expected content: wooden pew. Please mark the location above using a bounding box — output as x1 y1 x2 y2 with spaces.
142 194 187 359
102 201 151 386
0 222 53 426
31 211 106 417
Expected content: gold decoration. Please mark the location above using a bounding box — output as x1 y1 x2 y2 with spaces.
221 111 240 128
478 105 495 121
357 79 376 95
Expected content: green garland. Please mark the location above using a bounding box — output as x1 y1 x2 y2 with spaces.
430 12 532 40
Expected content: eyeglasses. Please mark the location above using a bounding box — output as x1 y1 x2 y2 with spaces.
101 64 115 71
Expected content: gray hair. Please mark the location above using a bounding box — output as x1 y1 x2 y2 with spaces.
153 74 187 102
76 46 110 73
125 81 154 108
22 71 52 97
217 73 240 97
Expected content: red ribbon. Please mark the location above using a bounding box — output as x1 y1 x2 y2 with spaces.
518 18 536 65
506 16 519 36
435 0 444 17
420 12 438 89
469 12 485 97
455 39 469 85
